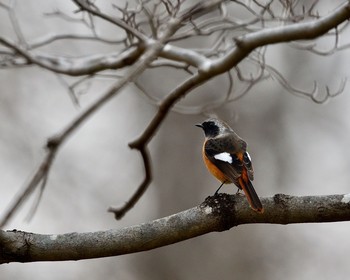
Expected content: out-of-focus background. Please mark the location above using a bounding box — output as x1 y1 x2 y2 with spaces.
1 1 350 279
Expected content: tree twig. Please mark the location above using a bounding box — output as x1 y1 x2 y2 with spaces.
108 146 152 220
72 0 147 42
0 149 57 228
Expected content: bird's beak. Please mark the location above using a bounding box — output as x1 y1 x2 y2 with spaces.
195 123 203 128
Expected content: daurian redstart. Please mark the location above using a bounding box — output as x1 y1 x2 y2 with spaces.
196 118 264 213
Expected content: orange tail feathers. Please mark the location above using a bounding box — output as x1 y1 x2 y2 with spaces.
238 175 264 213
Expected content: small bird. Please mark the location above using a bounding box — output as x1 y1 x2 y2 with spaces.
196 118 264 213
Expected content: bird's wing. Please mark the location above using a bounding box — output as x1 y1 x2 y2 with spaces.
204 137 243 184
242 151 254 181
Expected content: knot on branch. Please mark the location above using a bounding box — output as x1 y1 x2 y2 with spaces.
46 136 60 150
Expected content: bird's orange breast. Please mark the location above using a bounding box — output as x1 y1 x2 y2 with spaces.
202 144 232 184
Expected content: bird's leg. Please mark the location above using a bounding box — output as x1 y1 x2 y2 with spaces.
236 188 244 196
214 182 225 195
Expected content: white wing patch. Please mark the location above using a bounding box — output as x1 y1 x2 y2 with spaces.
214 152 232 164
246 151 251 161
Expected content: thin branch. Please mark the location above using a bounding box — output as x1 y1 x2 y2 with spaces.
0 149 57 228
28 33 126 50
289 41 350 56
148 60 193 73
266 64 347 103
8 0 26 47
44 9 91 25
108 146 152 220
133 79 159 104
1 193 350 263
180 0 225 21
25 170 49 222
289 25 350 56
324 77 347 99
225 69 234 101
55 74 81 107
72 0 147 42
56 73 122 104
0 3 10 10
140 1 158 38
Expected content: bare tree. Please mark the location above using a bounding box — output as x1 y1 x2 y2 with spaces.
1 0 350 265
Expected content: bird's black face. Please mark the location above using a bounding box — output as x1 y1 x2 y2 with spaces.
196 120 220 138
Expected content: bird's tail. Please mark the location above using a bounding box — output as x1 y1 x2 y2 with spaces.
238 175 264 213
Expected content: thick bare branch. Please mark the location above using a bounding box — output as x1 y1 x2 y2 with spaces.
1 193 350 263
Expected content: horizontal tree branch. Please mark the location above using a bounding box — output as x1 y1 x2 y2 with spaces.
1 193 350 264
